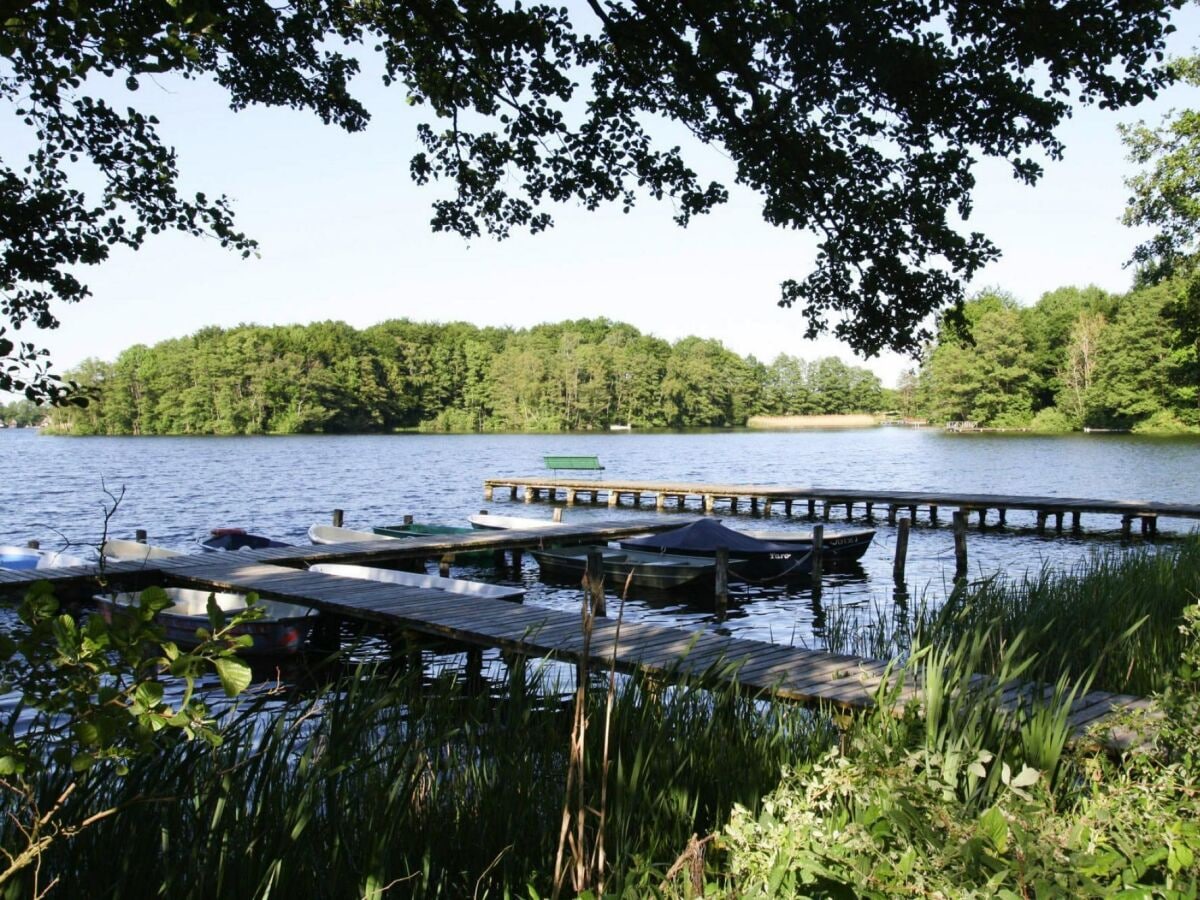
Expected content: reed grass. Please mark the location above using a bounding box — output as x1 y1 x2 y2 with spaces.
6 654 828 898
826 537 1200 696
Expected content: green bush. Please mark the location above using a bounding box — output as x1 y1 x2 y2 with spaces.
1028 406 1075 433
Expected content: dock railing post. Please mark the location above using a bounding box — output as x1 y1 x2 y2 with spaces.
586 550 606 618
811 524 824 593
715 547 729 619
953 511 968 581
893 517 910 583
332 509 344 528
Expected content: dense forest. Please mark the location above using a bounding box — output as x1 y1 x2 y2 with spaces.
901 273 1199 433
45 319 887 435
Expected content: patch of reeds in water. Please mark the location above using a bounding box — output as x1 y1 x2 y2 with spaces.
826 536 1200 696
11 654 829 898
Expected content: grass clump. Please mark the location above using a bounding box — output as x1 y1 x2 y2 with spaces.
3 656 828 898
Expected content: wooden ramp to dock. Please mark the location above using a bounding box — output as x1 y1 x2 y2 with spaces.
0 530 1150 743
483 478 1200 536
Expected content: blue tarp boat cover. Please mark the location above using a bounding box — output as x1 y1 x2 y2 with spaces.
622 519 801 555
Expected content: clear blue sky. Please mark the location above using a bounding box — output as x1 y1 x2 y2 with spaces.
23 7 1200 391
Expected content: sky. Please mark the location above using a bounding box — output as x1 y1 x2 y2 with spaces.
14 6 1200 391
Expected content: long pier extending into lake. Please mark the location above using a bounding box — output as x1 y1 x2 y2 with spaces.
482 477 1200 537
0 523 1149 742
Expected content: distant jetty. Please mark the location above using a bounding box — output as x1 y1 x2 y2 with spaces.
746 414 878 430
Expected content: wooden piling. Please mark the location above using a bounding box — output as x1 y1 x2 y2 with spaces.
715 547 729 619
553 508 564 523
439 554 452 577
1055 511 1064 533
1122 515 1133 539
403 514 414 526
484 484 494 501
566 488 577 505
930 504 938 524
893 517 910 583
1071 511 1081 532
135 529 148 544
332 509 344 527
704 494 715 512
807 498 816 518
953 511 968 580
25 539 39 549
1036 511 1048 534
846 502 853 520
784 499 793 516
822 502 831 522
811 524 824 591
997 508 1006 527
887 505 897 525
865 502 874 520
586 550 606 617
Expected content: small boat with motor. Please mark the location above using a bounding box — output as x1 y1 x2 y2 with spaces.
308 523 395 545
93 586 317 655
742 527 875 562
619 519 814 584
468 513 560 531
309 563 525 602
101 538 184 564
0 545 91 571
530 545 715 592
199 528 291 552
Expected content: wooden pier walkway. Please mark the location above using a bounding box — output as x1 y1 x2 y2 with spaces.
0 525 1149 741
483 477 1200 536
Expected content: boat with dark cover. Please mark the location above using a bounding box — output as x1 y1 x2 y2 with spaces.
743 527 875 562
531 545 715 591
199 528 291 552
619 519 814 583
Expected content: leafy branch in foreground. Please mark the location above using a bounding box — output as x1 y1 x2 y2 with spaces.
0 581 262 888
1 1 1185 400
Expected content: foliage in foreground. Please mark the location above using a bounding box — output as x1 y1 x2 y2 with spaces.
720 606 1200 898
2 655 827 898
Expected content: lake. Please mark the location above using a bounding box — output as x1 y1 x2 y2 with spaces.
3 427 1198 650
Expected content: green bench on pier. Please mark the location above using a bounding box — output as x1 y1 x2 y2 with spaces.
544 455 605 475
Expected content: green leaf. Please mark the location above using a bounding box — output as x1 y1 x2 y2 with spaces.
213 657 252 698
978 806 1009 854
135 682 164 710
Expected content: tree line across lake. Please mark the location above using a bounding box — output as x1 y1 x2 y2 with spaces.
40 319 887 435
25 270 1199 436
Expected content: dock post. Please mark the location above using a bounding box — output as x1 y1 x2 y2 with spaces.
586 550 606 617
953 511 968 581
846 502 853 520
608 491 619 507
784 499 793 517
1121 515 1133 539
484 484 494 501
997 508 1006 527
510 485 518 500
730 497 739 514
135 529 148 544
566 489 577 505
439 554 452 577
465 648 484 695
977 508 987 530
1055 511 1064 533
811 524 824 592
1036 511 1048 535
655 492 665 511
865 502 874 520
403 514 414 526
524 487 535 503
704 494 715 512
750 497 759 515
893 517 910 583
930 505 939 524
1071 511 1081 532
715 547 729 620
763 500 772 517
493 550 507 570
331 509 344 527
887 505 897 525
1142 515 1157 537
807 498 816 518
908 505 917 520
822 502 831 522
553 508 564 523
25 539 39 549
511 549 523 571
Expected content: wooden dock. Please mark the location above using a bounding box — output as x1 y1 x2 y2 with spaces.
0 525 1150 741
482 477 1200 537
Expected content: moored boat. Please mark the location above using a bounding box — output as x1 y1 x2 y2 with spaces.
309 563 525 602
0 545 91 570
619 519 814 584
530 545 715 591
308 523 391 545
742 527 875 562
372 522 495 562
199 528 291 552
468 513 560 531
101 538 183 563
93 586 317 655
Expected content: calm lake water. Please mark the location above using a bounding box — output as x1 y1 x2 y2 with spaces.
3 427 1199 653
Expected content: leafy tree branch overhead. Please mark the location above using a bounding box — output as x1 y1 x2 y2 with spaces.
0 0 1184 400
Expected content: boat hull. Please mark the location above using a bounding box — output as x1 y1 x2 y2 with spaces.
742 528 876 562
94 587 317 656
531 546 715 592
309 562 525 602
372 523 495 562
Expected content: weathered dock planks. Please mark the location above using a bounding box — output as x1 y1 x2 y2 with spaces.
482 477 1200 536
0 535 1151 741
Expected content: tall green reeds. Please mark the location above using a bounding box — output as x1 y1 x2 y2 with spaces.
827 537 1200 696
6 654 828 898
